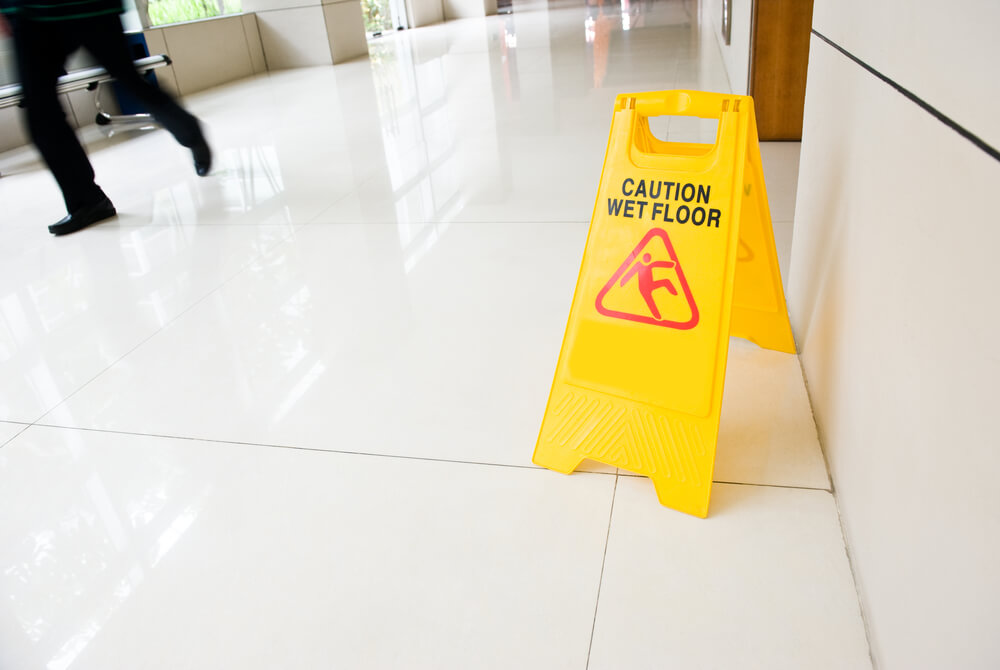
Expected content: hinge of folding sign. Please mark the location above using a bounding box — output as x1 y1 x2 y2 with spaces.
617 96 636 111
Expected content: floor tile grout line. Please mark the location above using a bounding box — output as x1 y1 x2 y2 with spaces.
0 223 299 230
795 356 876 665
302 220 592 228
21 423 835 492
23 226 303 433
7 421 836 494
27 422 610 473
0 423 32 449
294 191 369 231
585 473 618 670
307 167 390 223
796 358 835 492
305 220 591 226
615 473 832 493
713 478 831 492
832 492 879 670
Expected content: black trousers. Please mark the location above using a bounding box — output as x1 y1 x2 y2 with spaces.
11 13 203 213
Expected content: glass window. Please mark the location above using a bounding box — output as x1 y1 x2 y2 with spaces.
0 28 16 88
362 0 393 34
145 0 243 27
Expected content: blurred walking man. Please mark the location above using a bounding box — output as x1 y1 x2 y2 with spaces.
0 1 212 235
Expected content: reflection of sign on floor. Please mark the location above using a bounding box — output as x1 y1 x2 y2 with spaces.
596 228 699 330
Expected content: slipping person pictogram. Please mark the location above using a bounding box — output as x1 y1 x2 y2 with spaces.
619 252 678 320
596 227 699 329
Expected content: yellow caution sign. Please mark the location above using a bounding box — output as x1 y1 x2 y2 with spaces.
533 91 795 518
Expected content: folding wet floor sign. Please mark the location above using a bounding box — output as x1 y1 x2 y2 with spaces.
533 90 795 518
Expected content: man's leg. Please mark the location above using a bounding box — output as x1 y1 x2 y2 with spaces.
78 13 210 167
11 18 108 213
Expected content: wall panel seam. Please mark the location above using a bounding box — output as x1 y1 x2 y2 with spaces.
811 30 1000 164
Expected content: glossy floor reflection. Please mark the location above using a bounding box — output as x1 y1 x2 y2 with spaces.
0 0 870 667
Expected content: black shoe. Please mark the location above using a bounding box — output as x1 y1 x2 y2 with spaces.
49 196 117 236
192 139 212 177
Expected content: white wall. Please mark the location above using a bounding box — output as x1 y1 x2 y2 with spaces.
788 1 1000 668
812 0 1000 150
324 0 370 64
255 5 335 68
702 0 752 94
406 0 444 28
0 83 119 154
442 0 495 21
246 0 369 69
144 14 266 97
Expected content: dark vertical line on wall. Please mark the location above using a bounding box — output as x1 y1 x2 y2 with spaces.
160 29 182 96
239 15 255 75
65 91 82 130
811 30 1000 164
252 14 271 73
747 0 758 95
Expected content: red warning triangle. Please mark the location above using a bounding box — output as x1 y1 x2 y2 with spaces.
595 228 699 330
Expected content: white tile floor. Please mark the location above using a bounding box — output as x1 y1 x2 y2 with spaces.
0 0 871 667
